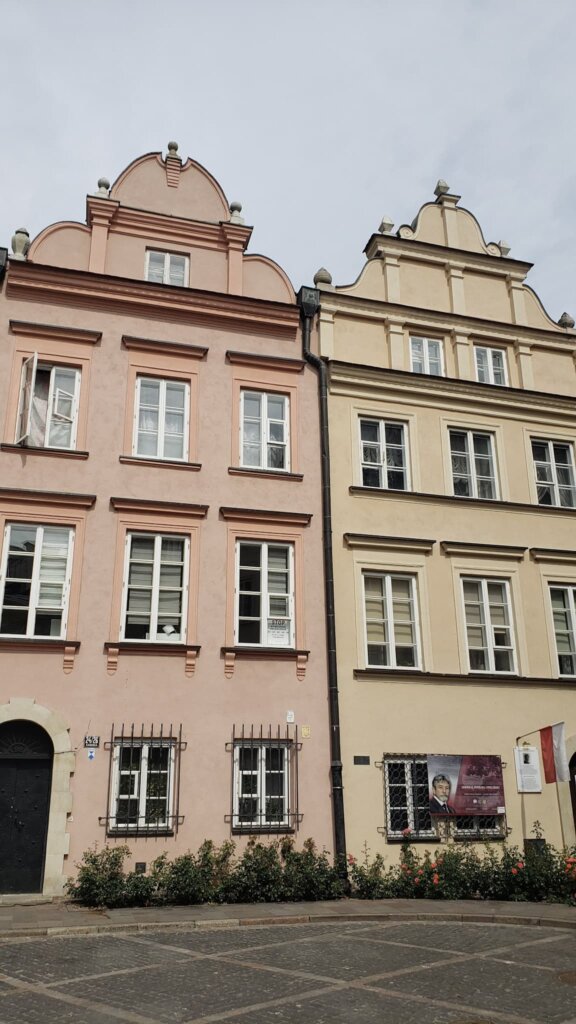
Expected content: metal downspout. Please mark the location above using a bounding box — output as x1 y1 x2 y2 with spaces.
297 286 347 877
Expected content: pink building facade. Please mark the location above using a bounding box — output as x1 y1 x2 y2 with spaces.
0 145 333 895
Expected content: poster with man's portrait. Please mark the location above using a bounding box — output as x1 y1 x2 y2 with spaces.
427 754 505 816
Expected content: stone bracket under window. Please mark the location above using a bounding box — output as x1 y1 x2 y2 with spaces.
221 646 309 680
0 638 80 674
104 642 201 677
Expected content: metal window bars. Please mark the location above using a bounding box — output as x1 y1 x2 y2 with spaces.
225 724 302 834
377 754 506 840
100 723 185 836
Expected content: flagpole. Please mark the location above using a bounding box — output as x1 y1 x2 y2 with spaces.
515 722 565 743
555 782 567 848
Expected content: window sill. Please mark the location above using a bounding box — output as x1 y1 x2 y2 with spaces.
355 668 576 687
105 828 175 838
231 827 295 836
0 637 80 673
382 832 505 844
1 443 89 459
119 456 201 471
228 467 303 481
221 646 310 680
104 641 200 678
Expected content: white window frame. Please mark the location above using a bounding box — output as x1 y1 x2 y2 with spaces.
383 756 504 839
359 418 409 490
410 336 444 376
120 532 189 643
109 740 175 832
461 576 516 674
549 585 576 677
16 354 80 450
363 573 420 669
449 428 498 500
232 742 290 830
145 250 189 287
0 523 74 639
132 376 190 462
240 390 290 472
474 346 508 386
531 439 576 508
235 541 295 648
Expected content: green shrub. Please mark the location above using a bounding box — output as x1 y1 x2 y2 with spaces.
280 838 345 901
65 845 131 907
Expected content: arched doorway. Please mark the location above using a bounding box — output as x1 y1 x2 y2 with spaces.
0 720 53 893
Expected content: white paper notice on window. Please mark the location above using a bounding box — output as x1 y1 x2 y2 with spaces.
514 745 542 793
268 619 290 646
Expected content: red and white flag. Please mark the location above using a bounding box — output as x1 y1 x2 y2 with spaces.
540 723 570 783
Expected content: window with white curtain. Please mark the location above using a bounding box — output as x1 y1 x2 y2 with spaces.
145 250 189 287
462 577 515 673
16 355 80 450
133 377 190 461
363 573 420 668
0 524 74 637
449 429 498 499
550 586 576 676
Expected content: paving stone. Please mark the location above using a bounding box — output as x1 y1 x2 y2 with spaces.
372 955 576 1023
0 933 177 984
227 933 450 979
140 921 368 955
0 990 120 1024
489 937 575 970
59 959 322 1023
357 920 560 953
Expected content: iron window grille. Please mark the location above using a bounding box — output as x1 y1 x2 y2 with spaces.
378 755 505 840
100 723 185 836
226 724 301 834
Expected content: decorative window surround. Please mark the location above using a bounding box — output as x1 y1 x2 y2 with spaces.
344 533 435 555
0 489 93 672
222 507 310 679
531 548 576 564
9 320 101 347
122 339 204 469
226 351 304 374
107 497 206 676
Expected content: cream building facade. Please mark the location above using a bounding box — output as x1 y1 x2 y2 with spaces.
315 184 576 859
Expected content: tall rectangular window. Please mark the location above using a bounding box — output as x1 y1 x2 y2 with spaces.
363 573 419 668
121 533 188 642
16 355 80 449
410 336 444 376
236 541 294 647
133 377 190 461
531 439 576 507
145 251 189 287
475 346 507 386
462 577 515 673
233 743 290 830
0 524 73 637
450 429 497 499
550 586 576 676
109 738 176 833
240 391 289 471
360 419 408 490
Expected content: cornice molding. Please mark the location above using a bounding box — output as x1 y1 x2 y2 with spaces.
362 232 533 276
110 204 253 251
226 350 305 373
441 541 527 560
353 668 576 688
0 487 96 509
349 486 576 518
9 319 101 346
7 263 298 340
110 497 208 517
122 335 208 359
344 533 435 554
332 365 576 418
220 506 312 526
319 294 573 348
530 547 576 564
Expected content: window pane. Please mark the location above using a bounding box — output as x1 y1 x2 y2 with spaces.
360 421 379 443
147 252 165 283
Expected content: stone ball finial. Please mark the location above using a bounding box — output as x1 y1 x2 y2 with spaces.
167 141 179 155
96 177 110 197
434 179 450 197
11 228 30 260
558 312 575 329
498 240 511 257
313 267 332 286
229 201 244 225
379 215 394 234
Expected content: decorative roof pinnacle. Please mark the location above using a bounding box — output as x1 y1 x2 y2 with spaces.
229 201 244 225
11 228 30 260
379 215 394 234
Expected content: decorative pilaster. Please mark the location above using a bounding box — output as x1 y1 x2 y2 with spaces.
382 254 401 303
514 339 534 389
386 321 406 370
222 220 249 295
451 329 472 379
445 264 466 315
507 275 527 325
87 194 119 273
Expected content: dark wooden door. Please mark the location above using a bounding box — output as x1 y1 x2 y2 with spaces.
0 722 53 894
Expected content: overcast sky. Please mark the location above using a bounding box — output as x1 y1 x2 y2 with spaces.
2 1 575 320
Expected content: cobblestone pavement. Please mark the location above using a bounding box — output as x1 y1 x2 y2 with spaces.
0 920 575 1024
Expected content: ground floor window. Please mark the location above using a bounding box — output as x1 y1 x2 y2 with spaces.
101 725 185 835
227 725 301 834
